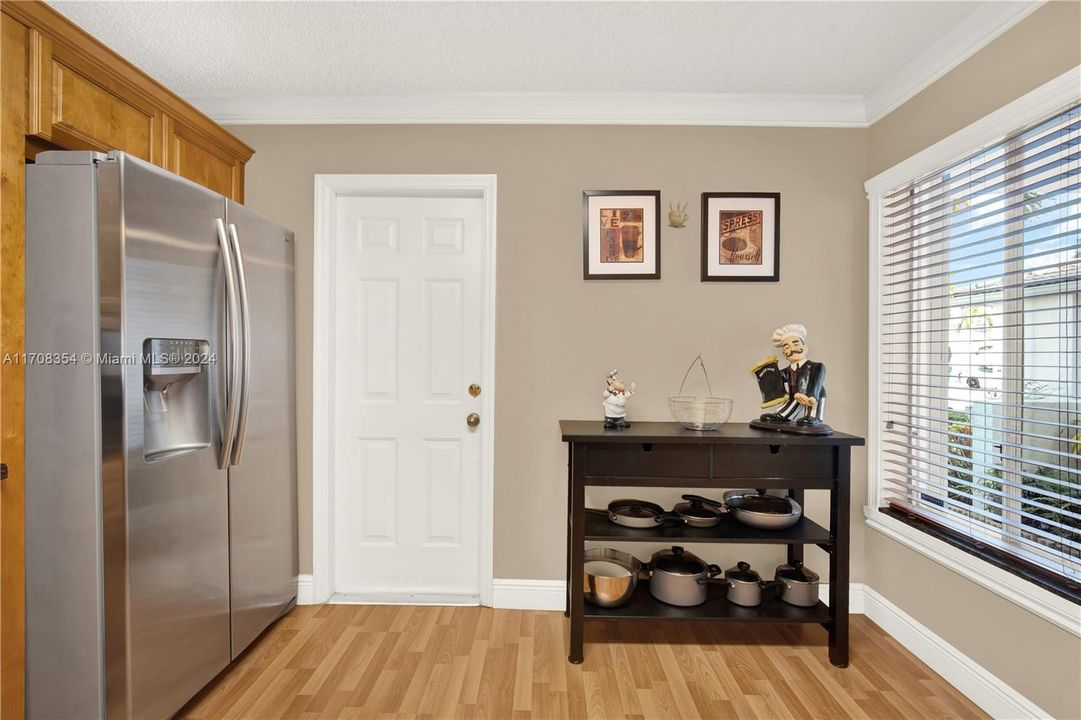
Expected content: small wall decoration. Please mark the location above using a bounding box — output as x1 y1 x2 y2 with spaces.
583 190 661 279
700 192 780 282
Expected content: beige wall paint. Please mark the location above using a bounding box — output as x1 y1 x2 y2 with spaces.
866 4 1081 718
230 123 869 582
868 0 1081 177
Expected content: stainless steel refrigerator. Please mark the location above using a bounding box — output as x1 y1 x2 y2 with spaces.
25 151 297 719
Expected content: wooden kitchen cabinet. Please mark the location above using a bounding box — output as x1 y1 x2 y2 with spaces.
164 116 246 201
28 27 163 163
1 3 255 715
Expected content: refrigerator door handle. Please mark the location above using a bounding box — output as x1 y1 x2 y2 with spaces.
216 218 242 471
227 222 252 465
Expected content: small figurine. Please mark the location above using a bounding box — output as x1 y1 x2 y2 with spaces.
749 324 832 436
667 202 689 228
602 369 635 429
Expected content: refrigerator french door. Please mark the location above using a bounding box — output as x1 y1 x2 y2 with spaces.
25 151 297 720
223 199 297 659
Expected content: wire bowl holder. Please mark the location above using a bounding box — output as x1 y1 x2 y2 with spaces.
668 354 734 431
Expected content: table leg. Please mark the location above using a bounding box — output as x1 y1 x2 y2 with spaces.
565 445 572 618
787 488 805 566
568 444 585 664
828 448 850 668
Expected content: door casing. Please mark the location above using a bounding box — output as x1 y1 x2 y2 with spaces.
312 174 497 605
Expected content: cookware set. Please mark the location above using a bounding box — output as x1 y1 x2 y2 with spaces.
606 490 802 531
583 545 821 609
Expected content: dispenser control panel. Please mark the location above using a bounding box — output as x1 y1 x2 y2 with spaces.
145 338 208 376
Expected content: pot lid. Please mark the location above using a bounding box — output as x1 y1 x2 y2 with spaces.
608 498 664 519
726 493 792 515
725 561 760 582
673 494 723 520
777 562 819 583
651 546 707 575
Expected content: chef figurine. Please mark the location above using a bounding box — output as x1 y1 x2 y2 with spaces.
602 370 635 429
749 324 832 435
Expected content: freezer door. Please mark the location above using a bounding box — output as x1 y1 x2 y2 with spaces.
225 199 298 658
116 154 232 719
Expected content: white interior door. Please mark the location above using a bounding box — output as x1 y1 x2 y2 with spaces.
333 195 484 602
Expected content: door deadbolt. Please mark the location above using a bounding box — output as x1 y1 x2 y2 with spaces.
466 413 480 428
468 384 481 397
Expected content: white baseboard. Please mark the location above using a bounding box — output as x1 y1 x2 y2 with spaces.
863 586 1051 720
492 579 567 611
819 583 866 613
296 574 315 606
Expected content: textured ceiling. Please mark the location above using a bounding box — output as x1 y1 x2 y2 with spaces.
47 1 994 98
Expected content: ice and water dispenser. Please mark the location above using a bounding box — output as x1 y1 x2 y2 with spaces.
143 337 211 462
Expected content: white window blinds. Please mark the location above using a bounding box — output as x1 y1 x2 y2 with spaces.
877 102 1081 584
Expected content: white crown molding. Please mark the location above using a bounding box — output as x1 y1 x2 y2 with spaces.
863 1 1044 125
863 586 1053 719
194 92 867 127
865 66 1081 196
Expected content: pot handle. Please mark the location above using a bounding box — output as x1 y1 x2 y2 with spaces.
653 512 684 525
760 579 785 600
696 564 726 586
680 493 724 509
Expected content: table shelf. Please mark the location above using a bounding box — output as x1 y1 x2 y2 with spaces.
584 582 830 623
584 509 832 545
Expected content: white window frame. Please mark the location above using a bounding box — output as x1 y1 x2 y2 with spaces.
865 67 1081 637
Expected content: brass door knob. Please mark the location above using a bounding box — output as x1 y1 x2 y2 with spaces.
466 413 480 428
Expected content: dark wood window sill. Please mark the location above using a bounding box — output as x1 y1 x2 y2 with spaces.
879 506 1081 607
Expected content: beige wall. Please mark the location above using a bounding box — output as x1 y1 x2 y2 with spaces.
231 123 870 582
866 4 1081 718
868 0 1081 177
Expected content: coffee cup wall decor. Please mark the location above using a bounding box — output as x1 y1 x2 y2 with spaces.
700 192 780 282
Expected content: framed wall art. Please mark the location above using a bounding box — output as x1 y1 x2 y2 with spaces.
701 192 780 282
583 190 661 279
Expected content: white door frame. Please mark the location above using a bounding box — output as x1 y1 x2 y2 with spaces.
311 174 497 605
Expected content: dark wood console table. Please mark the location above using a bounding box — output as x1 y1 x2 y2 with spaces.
561 420 865 666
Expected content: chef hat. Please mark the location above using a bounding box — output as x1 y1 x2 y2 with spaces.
772 323 807 347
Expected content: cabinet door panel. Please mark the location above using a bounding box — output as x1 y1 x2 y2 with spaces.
165 117 244 201
28 29 160 162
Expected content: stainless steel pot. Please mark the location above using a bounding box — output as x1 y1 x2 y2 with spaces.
583 548 641 608
607 499 670 528
722 490 803 530
645 546 721 607
774 561 820 607
717 561 783 607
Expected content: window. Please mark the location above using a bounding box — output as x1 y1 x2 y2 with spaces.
873 102 1081 599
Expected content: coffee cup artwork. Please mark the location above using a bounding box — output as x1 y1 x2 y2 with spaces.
601 208 645 263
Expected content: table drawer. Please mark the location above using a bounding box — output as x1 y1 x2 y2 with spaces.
712 445 834 480
584 443 709 478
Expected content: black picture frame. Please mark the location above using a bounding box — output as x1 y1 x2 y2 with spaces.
583 190 662 280
700 192 780 282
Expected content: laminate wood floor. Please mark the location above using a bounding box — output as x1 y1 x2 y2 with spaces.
179 605 988 720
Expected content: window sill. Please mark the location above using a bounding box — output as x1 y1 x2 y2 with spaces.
863 507 1081 637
